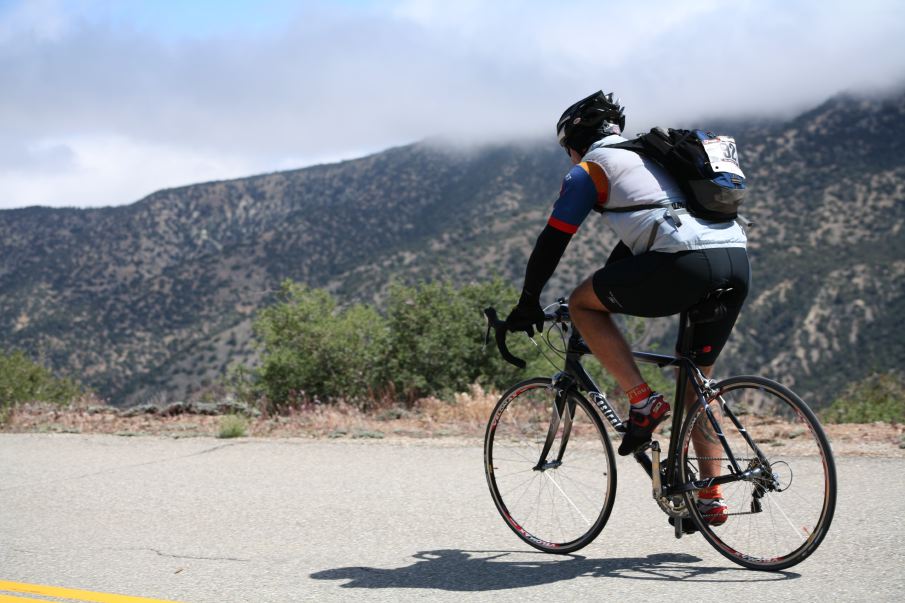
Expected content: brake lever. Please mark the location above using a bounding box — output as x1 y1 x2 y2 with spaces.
483 307 527 369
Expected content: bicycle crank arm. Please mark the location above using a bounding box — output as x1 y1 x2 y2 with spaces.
632 446 654 479
650 441 663 499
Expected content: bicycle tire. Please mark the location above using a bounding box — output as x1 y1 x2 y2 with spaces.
484 377 617 554
677 375 837 571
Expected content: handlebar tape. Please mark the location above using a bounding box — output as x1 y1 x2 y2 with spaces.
484 307 527 369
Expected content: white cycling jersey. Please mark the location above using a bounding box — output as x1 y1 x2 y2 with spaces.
583 136 747 255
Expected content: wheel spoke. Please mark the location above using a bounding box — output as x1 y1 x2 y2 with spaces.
677 377 836 570
485 380 616 553
543 471 592 525
766 492 809 542
499 472 541 500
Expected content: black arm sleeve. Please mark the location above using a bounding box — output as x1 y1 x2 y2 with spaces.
518 224 573 307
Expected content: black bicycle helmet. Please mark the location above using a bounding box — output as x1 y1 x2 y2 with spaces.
556 90 625 154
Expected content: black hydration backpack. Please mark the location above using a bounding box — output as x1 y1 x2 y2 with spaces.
611 127 747 223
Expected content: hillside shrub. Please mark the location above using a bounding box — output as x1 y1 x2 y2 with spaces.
384 278 546 400
822 372 905 423
248 278 549 410
244 278 675 412
218 414 248 438
253 282 390 411
0 350 82 422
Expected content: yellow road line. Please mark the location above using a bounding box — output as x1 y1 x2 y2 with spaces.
0 581 182 603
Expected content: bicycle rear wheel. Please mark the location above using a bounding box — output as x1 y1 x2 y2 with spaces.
484 378 617 554
678 375 837 570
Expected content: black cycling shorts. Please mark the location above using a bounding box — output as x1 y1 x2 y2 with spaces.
591 242 750 366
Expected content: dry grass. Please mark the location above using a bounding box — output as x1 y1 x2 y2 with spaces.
0 385 499 441
416 384 499 429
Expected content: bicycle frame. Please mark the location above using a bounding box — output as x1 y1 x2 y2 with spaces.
485 300 837 566
540 314 773 519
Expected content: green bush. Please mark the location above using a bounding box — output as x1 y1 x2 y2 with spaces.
823 372 905 423
0 350 82 422
385 278 544 400
248 278 536 409
253 282 390 411
244 277 675 411
218 414 248 438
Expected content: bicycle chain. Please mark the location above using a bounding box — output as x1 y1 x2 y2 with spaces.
686 456 776 517
685 456 755 462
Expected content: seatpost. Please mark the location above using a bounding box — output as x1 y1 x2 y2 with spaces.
676 308 696 359
667 311 695 476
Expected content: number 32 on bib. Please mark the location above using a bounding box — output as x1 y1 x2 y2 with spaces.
702 136 744 178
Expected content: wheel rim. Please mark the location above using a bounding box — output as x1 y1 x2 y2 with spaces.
680 380 835 567
486 382 614 550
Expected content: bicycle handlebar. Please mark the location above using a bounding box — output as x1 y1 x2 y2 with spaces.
484 301 570 369
483 307 526 368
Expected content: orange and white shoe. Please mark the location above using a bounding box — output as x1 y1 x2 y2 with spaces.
697 489 729 526
618 393 670 456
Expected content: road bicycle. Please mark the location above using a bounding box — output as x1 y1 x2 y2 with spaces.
482 291 836 571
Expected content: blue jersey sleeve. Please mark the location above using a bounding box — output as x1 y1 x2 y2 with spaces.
548 162 608 234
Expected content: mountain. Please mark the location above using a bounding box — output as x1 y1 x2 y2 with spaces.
2 91 903 407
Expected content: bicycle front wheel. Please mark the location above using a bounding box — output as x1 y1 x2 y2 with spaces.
484 378 617 554
678 376 837 571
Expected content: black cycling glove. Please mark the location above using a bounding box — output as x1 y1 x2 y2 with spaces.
507 224 573 336
505 301 545 337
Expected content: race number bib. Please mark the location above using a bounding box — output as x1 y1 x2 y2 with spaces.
702 136 744 178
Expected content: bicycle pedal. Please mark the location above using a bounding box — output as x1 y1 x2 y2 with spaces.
636 439 657 453
668 516 698 535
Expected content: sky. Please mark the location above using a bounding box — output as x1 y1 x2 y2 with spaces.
1 0 904 209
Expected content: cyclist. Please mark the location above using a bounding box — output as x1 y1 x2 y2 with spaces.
505 90 751 525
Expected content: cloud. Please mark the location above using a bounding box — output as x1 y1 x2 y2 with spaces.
0 0 71 42
1 0 904 208
0 135 269 207
0 139 75 173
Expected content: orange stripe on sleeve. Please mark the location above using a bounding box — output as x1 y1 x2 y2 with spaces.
578 161 609 205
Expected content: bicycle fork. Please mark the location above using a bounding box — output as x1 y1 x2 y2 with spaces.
532 389 574 471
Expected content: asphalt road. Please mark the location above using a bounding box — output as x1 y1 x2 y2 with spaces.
1 434 903 602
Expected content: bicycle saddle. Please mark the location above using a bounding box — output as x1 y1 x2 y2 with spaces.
687 288 734 324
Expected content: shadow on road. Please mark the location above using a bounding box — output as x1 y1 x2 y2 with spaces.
311 549 799 591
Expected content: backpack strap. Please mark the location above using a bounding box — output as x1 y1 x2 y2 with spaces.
600 201 688 253
599 203 664 212
644 220 661 252
600 201 686 227
735 214 754 228
641 205 689 252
